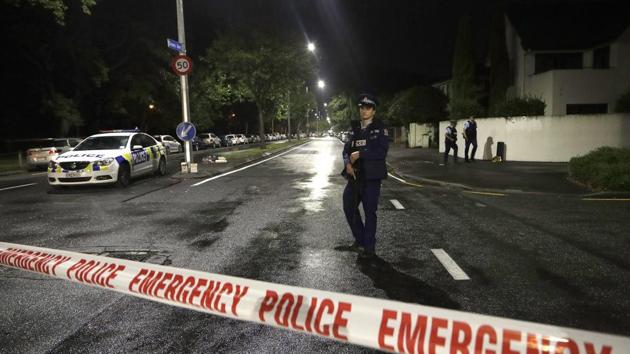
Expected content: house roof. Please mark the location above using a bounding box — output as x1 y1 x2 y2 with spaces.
506 1 630 51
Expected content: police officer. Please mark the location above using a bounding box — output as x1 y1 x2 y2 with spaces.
341 93 389 259
444 120 458 165
463 116 478 162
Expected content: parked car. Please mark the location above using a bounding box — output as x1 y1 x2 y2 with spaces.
221 134 238 146
48 131 167 187
248 135 260 143
198 133 221 148
25 138 82 170
236 134 248 144
153 135 182 154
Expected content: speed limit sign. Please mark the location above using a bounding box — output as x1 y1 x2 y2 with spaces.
170 54 193 76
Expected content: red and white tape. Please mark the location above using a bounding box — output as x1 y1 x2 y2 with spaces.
1 241 628 353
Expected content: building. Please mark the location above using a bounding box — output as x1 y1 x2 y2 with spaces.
505 2 630 116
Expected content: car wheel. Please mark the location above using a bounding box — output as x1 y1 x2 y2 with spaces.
117 164 131 188
156 157 167 176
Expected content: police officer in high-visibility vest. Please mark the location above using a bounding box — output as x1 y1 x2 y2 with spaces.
341 93 389 259
463 116 478 162
444 120 458 165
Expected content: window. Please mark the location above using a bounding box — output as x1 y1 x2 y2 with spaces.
535 53 583 73
566 104 608 114
593 46 610 69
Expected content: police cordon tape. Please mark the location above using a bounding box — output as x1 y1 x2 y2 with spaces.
1 241 628 353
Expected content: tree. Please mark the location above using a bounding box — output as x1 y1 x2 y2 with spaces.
488 0 510 114
200 31 317 143
387 86 448 126
5 0 96 24
328 93 357 130
450 15 484 119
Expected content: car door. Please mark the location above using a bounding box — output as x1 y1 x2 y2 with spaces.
130 134 151 175
142 134 161 172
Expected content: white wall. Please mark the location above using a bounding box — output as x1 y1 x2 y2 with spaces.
440 114 630 162
407 123 434 148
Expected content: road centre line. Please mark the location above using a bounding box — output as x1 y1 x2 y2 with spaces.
431 249 470 280
0 183 37 192
389 199 405 209
192 143 310 187
462 190 506 197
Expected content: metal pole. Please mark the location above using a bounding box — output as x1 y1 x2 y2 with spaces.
176 0 192 168
287 90 291 141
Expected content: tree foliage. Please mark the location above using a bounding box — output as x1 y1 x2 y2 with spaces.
488 0 510 112
615 87 630 113
199 31 317 139
386 86 448 125
491 96 546 117
328 93 357 130
5 0 96 24
450 15 484 119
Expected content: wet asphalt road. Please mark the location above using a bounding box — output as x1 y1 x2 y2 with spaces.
1 137 630 353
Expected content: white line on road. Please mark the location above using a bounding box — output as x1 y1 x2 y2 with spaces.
192 143 310 187
0 183 37 192
431 249 470 280
31 172 47 176
389 199 405 209
387 172 406 183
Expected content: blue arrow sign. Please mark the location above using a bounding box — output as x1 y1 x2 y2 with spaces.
176 122 196 142
167 38 184 53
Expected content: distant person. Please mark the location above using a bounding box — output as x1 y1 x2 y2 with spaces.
463 116 478 162
444 120 458 165
341 93 389 259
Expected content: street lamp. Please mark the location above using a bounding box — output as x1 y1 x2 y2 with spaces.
307 42 316 52
148 104 156 110
318 79 326 89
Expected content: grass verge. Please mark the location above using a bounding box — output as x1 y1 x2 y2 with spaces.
569 147 630 191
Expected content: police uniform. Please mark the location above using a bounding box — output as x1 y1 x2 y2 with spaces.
444 124 458 164
341 94 389 258
463 119 478 162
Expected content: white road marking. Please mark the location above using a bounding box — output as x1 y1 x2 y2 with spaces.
431 249 470 280
389 199 405 209
192 143 310 187
0 183 37 192
387 172 406 183
31 172 47 176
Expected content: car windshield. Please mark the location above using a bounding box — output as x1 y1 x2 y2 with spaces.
73 136 129 151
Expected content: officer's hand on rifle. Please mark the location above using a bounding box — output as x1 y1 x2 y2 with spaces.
350 151 360 163
345 163 356 179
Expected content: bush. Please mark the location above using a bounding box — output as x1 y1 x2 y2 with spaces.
615 88 630 113
491 96 546 117
569 147 630 191
448 98 485 120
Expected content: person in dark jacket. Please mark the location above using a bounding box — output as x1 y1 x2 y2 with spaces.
463 116 478 162
341 93 389 259
444 120 458 165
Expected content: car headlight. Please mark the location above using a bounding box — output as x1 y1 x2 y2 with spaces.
92 158 114 167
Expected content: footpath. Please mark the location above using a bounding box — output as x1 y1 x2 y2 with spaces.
386 144 612 196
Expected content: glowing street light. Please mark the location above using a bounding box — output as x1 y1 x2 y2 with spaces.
148 104 156 110
317 79 326 89
307 42 316 52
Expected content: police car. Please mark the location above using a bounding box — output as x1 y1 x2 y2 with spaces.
47 131 167 187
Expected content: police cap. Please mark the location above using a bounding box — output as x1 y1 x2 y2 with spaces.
357 93 379 108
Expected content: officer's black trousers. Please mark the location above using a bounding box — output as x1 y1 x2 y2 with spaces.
465 138 477 161
342 179 381 251
444 141 458 164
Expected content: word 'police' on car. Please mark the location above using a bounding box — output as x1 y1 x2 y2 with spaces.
47 131 167 187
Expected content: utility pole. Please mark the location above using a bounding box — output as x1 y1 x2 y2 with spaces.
287 90 291 141
176 0 192 168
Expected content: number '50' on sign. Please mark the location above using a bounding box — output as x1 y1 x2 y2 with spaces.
170 54 193 76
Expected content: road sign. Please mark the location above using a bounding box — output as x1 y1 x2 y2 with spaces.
176 122 196 141
170 54 193 76
167 38 183 53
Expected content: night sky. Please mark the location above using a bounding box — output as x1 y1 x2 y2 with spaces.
182 0 495 95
